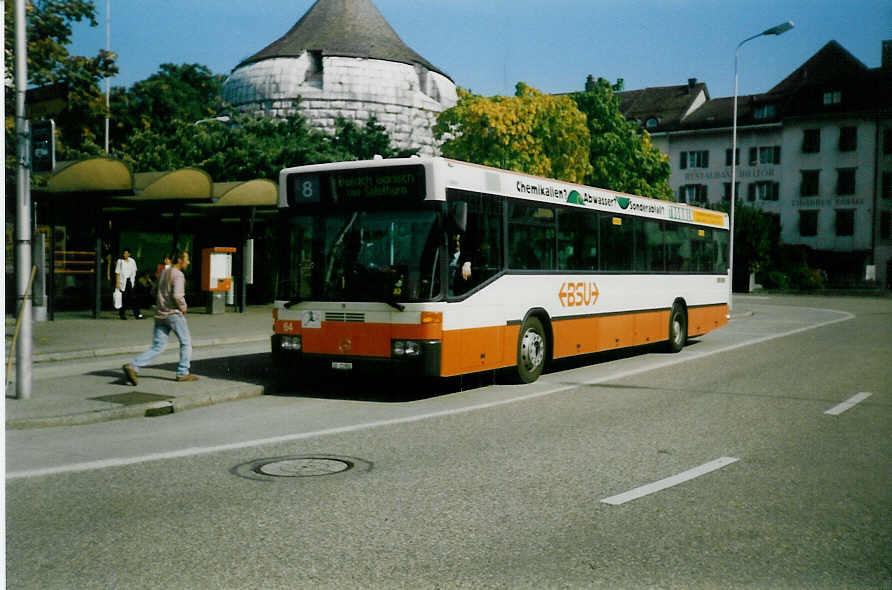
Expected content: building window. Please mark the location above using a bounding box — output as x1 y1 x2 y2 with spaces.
799 210 819 237
881 211 891 240
835 209 855 236
884 128 892 155
883 172 892 200
802 129 821 153
836 168 856 195
680 150 709 169
838 126 857 152
304 50 324 84
748 181 779 201
722 182 739 202
678 184 707 204
725 148 739 166
823 91 842 105
800 170 820 197
754 104 776 119
749 146 781 165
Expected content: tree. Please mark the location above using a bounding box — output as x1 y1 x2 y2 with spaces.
571 77 672 200
4 0 118 161
433 83 592 183
329 115 417 160
109 63 224 147
119 111 412 181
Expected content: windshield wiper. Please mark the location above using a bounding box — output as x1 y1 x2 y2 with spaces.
283 296 303 309
384 299 405 312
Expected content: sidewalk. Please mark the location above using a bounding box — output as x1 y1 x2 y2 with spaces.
5 305 275 429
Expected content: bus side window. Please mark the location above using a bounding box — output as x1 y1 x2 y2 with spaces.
557 208 598 271
665 225 689 272
644 220 666 272
599 214 633 271
509 201 555 270
446 189 503 295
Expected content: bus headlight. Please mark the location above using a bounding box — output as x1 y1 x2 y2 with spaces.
280 335 302 351
392 339 421 357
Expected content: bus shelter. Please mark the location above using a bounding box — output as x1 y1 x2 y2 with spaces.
28 158 277 319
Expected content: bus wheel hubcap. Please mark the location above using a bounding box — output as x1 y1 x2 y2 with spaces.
521 330 544 370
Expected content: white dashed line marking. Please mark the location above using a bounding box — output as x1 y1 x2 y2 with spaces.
824 392 872 416
601 456 740 506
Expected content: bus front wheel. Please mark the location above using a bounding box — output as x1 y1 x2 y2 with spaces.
666 303 687 353
515 316 546 383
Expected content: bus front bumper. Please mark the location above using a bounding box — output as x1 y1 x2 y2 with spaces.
272 334 442 378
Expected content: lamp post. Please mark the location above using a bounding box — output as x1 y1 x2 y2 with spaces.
729 21 794 311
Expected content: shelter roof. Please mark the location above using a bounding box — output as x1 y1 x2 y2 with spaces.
46 159 132 193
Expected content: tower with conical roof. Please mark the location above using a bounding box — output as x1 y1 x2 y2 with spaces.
222 0 457 155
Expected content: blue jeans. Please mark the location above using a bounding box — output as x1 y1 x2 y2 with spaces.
131 314 192 376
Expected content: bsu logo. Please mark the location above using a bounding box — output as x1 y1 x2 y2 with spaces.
558 281 600 307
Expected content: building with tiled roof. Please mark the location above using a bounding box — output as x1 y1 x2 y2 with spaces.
222 0 457 155
618 40 892 288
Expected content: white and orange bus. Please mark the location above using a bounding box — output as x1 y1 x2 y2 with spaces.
272 157 729 383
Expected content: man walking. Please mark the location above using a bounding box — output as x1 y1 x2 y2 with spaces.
123 250 198 384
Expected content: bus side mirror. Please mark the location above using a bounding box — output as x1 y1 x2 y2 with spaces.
449 202 468 233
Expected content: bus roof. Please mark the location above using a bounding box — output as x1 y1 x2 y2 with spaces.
279 157 729 230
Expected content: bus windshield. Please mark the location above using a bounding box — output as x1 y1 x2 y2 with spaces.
278 209 442 305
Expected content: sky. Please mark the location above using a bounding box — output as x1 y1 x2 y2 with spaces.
69 0 891 99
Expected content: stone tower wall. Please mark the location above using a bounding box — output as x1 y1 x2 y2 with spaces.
222 54 457 156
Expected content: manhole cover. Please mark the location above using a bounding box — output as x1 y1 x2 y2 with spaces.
231 455 370 481
257 458 352 477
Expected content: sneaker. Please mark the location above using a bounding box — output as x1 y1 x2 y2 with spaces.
122 364 138 386
175 374 198 382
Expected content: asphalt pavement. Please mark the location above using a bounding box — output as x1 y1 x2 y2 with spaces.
4 305 275 429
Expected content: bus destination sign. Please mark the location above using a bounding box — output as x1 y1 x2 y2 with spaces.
288 165 425 206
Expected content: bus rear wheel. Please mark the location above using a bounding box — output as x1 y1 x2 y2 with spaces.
515 316 546 383
666 303 687 353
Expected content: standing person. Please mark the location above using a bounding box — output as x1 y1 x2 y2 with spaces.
155 254 171 279
122 250 198 384
115 248 144 319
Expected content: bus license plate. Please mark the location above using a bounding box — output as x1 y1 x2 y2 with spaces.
332 362 353 371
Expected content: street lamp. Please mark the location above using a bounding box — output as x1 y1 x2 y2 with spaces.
729 20 794 311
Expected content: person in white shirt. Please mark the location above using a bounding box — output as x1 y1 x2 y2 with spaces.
115 248 143 319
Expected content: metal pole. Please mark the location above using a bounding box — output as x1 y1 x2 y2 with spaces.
728 22 794 313
104 0 110 153
15 0 33 398
729 45 741 312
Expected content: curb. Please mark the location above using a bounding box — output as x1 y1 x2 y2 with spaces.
30 335 269 364
6 383 266 430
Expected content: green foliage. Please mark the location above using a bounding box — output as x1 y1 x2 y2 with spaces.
756 245 826 291
110 63 224 147
329 116 418 160
570 77 672 200
4 0 118 158
434 83 593 183
120 111 411 181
